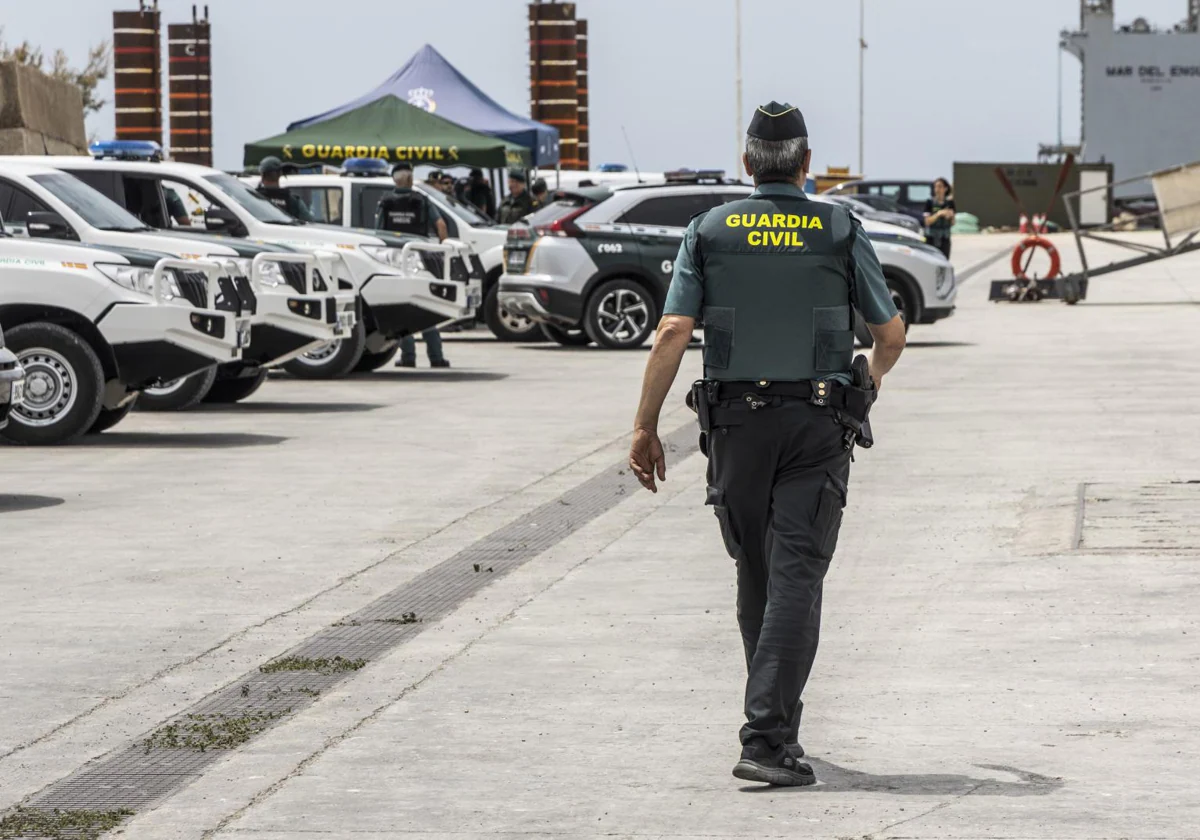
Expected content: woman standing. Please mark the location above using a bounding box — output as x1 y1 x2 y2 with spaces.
923 177 956 258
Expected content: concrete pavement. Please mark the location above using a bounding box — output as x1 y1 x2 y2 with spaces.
2 232 1199 838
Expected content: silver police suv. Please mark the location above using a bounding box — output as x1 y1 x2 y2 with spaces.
499 171 956 349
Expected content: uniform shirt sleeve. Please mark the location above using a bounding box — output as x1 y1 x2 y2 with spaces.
851 226 899 325
425 198 443 225
661 217 705 319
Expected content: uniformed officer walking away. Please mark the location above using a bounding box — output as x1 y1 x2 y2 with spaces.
254 156 314 221
496 171 535 224
629 102 907 787
375 163 452 368
374 162 449 241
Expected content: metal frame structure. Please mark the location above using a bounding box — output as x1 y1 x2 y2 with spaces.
1056 162 1200 302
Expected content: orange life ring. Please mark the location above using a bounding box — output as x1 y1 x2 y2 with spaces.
1011 236 1061 281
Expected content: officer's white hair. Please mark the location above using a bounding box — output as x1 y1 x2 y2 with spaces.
745 135 810 182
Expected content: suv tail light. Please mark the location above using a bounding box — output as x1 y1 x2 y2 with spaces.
534 204 589 238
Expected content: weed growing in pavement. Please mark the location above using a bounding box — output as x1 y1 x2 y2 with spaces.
379 612 421 625
142 710 289 753
259 656 366 675
0 807 134 840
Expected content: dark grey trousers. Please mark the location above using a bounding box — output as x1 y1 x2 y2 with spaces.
705 398 851 748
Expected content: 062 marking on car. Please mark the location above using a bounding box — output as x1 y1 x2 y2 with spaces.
597 243 624 254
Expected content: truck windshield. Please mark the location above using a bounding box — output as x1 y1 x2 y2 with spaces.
422 187 493 227
202 172 299 225
30 172 150 232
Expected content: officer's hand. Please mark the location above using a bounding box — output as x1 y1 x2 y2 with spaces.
629 427 666 493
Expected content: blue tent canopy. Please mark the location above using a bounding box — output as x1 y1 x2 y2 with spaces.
288 44 560 167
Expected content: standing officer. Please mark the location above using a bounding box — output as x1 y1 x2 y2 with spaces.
496 171 534 224
254 156 314 221
629 102 907 787
374 162 449 241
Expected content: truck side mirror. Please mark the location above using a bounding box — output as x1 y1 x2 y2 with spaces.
25 211 76 240
204 206 247 237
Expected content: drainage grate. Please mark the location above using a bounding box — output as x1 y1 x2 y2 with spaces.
12 424 698 824
1075 480 1200 552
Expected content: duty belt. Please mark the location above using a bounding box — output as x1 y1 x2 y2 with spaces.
712 379 847 409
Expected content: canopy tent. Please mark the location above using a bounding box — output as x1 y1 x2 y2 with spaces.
287 44 560 167
244 95 530 170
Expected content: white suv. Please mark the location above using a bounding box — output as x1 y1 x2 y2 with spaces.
0 159 356 408
0 232 246 444
0 321 24 433
36 154 482 376
244 170 540 342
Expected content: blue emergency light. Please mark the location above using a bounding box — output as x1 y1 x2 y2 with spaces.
89 140 163 162
597 162 629 172
342 158 390 177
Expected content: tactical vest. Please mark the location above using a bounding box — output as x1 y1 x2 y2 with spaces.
256 186 290 213
379 190 428 236
695 192 856 382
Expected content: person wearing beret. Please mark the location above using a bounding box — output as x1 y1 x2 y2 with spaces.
629 101 907 786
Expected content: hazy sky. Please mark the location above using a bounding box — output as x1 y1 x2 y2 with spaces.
1 0 1192 177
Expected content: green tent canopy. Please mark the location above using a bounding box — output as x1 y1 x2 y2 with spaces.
244 95 530 170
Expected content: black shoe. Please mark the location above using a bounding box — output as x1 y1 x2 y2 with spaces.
732 740 815 787
430 359 451 368
396 358 416 368
785 742 805 759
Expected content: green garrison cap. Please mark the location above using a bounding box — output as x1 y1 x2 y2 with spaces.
259 155 283 175
747 101 808 141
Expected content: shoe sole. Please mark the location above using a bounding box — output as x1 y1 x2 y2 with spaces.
732 759 816 787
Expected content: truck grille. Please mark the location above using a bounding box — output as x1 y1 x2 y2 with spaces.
176 271 209 309
469 254 485 278
450 256 470 283
280 262 307 294
233 275 258 315
419 252 444 278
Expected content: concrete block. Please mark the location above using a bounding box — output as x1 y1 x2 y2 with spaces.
0 128 86 156
0 60 86 150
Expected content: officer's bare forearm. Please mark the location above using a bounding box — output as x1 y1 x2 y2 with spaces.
866 314 906 384
634 315 695 430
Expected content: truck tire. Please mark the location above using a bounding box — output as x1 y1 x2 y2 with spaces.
485 285 541 342
353 344 399 372
539 324 591 346
203 368 269 403
138 366 217 412
282 320 366 379
583 278 656 349
88 399 137 434
1 322 105 446
858 278 914 348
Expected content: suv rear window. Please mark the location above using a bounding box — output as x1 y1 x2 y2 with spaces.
523 197 592 227
618 194 715 228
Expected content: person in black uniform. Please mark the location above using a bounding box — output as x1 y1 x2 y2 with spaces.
254 156 314 221
374 162 448 241
374 163 451 368
496 171 535 224
464 168 496 219
530 177 548 211
629 102 908 787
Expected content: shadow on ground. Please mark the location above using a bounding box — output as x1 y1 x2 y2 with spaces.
740 760 1064 796
0 495 65 514
351 371 510 383
194 402 384 414
904 340 977 348
80 432 288 448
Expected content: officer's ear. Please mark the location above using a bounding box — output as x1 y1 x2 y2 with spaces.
801 148 813 177
742 152 753 179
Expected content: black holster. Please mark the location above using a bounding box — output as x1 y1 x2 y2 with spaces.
837 354 878 450
688 380 718 457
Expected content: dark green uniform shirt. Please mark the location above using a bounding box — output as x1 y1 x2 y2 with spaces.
663 182 897 382
497 190 534 224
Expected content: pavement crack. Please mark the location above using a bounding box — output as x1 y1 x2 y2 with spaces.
201 465 695 839
865 781 986 838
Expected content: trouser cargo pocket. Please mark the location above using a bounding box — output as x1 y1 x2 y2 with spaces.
706 485 743 561
813 471 848 560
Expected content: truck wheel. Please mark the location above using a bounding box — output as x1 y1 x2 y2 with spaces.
203 368 269 403
1 322 105 446
138 366 217 412
353 344 399 372
89 399 137 434
282 320 366 379
886 277 914 333
485 285 541 342
539 323 592 346
583 279 656 349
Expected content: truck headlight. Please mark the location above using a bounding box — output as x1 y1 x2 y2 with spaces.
360 245 423 275
96 263 182 300
255 259 287 287
935 265 955 299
